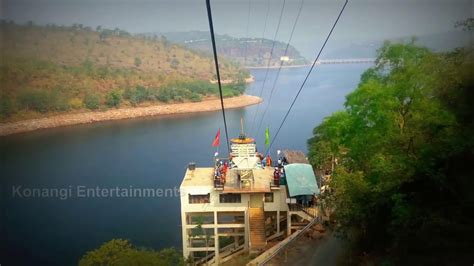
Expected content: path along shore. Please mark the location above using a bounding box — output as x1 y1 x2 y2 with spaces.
0 95 262 136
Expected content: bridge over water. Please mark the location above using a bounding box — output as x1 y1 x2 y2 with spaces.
315 58 376 64
246 58 377 69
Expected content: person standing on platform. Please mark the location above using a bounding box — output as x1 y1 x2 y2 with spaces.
266 155 272 168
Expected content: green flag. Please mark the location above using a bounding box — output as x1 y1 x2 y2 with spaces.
265 127 270 147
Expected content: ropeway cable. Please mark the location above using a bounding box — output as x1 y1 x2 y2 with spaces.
261 0 271 40
206 0 231 153
255 0 305 137
249 0 287 135
265 0 349 156
243 0 252 66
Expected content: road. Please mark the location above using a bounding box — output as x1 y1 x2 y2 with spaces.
268 231 344 266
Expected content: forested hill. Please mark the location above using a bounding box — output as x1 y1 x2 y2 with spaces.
152 31 308 67
308 40 473 264
0 22 248 121
323 30 473 59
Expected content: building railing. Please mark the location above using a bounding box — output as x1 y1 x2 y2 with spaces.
214 178 224 189
288 202 318 218
269 179 280 190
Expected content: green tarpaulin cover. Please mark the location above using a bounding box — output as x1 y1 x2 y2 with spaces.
284 163 320 197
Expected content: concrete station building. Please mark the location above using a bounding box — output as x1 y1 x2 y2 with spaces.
180 135 320 264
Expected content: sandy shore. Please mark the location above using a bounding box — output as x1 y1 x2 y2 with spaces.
0 95 262 136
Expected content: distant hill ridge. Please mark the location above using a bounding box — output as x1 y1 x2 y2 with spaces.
323 30 472 59
147 31 309 67
2 22 244 81
0 21 249 122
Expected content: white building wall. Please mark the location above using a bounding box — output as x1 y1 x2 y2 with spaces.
180 186 288 262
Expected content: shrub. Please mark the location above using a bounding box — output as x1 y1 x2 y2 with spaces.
134 57 142 67
18 89 50 113
105 90 121 108
0 96 15 117
123 87 132 100
134 86 149 102
157 88 171 102
52 97 70 111
173 95 184 102
97 66 109 79
170 58 179 69
49 90 70 111
126 86 150 106
189 92 202 102
78 239 183 266
69 98 83 109
84 93 100 110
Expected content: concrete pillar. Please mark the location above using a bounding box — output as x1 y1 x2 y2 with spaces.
277 210 280 233
181 211 189 260
244 209 249 251
214 211 219 264
287 212 291 236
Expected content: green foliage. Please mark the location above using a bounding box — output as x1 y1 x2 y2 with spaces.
1 55 247 119
222 82 245 97
49 88 71 111
69 98 83 109
190 216 212 264
0 96 15 117
134 57 142 67
105 90 122 108
170 58 179 69
84 93 100 110
308 42 474 264
18 89 51 113
0 22 249 120
154 81 244 103
455 18 474 31
78 239 184 266
189 92 202 102
124 86 153 106
18 90 70 113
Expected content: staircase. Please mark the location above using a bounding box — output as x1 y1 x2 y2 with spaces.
249 207 266 251
291 210 313 222
289 204 319 222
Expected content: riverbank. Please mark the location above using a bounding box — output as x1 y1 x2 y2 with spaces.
0 95 262 136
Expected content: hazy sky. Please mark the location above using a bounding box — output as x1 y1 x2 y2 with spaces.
1 0 472 58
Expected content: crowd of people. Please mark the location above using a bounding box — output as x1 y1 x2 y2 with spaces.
212 154 289 188
259 154 288 186
214 159 230 187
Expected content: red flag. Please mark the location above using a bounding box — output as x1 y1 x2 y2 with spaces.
212 128 220 147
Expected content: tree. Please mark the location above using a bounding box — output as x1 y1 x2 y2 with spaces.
191 216 212 265
78 239 184 266
170 58 179 69
307 41 474 265
0 96 15 117
455 18 474 31
189 92 202 102
18 89 50 113
105 90 122 108
134 57 142 67
84 93 100 110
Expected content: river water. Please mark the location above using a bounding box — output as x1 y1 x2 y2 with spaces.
0 64 370 265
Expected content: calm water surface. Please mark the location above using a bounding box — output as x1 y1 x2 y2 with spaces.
0 64 369 265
